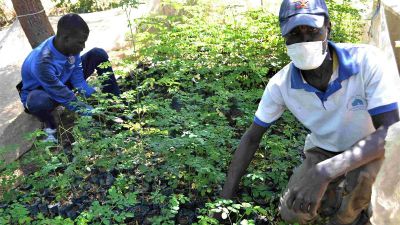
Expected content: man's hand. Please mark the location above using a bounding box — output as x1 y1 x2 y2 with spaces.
285 166 330 216
77 103 94 116
66 100 94 116
285 110 399 217
283 110 398 217
220 123 268 199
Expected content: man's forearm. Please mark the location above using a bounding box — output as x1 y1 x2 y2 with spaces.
221 134 261 199
316 127 387 181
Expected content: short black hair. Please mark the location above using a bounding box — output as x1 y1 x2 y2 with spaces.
57 13 89 37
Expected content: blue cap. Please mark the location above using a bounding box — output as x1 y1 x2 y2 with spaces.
279 0 329 36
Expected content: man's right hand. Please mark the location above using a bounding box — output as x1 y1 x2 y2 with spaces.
220 123 268 199
77 104 94 117
66 100 94 116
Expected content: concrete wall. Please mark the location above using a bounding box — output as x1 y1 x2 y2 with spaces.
370 1 400 224
368 0 400 76
383 0 400 74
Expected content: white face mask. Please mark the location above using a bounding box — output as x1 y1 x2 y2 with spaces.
286 36 328 70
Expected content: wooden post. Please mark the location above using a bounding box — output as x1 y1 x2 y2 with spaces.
11 0 54 48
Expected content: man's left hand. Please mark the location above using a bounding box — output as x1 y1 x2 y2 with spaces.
285 166 330 216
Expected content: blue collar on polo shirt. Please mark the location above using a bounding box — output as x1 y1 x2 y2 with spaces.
290 41 360 103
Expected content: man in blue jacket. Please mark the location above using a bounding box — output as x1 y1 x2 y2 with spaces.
19 13 120 142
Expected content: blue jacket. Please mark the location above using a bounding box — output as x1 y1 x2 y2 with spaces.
20 36 95 110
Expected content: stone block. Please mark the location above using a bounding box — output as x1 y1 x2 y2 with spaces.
0 111 41 166
371 122 400 225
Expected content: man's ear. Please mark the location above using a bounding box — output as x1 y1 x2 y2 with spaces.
327 21 332 39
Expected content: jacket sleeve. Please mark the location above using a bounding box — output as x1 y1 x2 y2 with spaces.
33 60 78 109
33 60 87 112
69 56 95 98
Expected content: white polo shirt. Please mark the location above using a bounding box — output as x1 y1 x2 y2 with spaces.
254 42 400 152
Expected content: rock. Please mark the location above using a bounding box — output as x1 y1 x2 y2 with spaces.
38 203 49 216
170 96 183 112
177 208 196 225
370 121 400 224
128 204 151 224
28 203 39 216
143 209 159 225
0 112 41 166
65 208 78 219
59 204 73 217
48 202 60 217
88 175 99 185
19 183 32 191
105 173 115 186
72 193 89 205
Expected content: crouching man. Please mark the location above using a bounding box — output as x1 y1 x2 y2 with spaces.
18 13 120 142
219 0 400 224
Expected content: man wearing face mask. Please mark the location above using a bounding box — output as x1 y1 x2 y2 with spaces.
219 0 400 224
18 13 121 142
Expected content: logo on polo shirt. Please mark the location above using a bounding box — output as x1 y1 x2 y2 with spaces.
348 95 367 111
293 0 309 9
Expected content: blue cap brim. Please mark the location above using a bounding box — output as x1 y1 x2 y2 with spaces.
281 14 325 36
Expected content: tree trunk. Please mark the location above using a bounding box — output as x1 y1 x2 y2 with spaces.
11 0 54 49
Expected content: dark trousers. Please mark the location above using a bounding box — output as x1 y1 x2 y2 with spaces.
279 147 382 224
25 48 120 129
